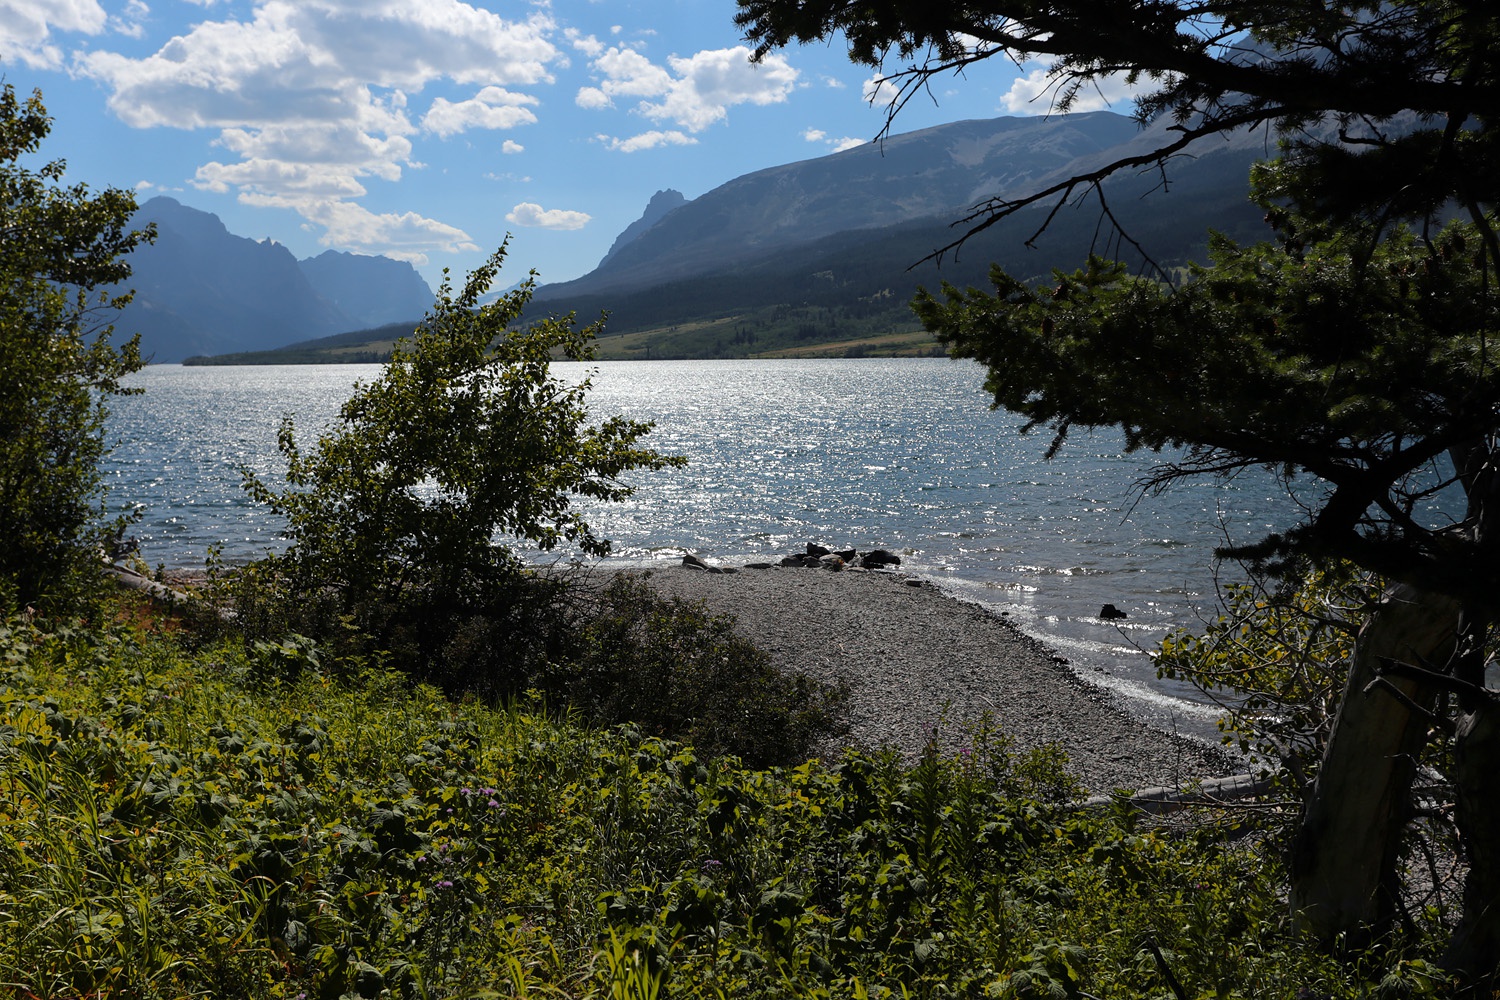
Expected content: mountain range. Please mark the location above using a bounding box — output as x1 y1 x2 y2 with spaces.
143 109 1278 364
115 197 433 363
519 109 1272 358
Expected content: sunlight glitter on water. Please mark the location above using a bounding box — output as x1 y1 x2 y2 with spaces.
109 358 1310 739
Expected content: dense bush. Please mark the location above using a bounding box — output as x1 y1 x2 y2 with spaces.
0 602 1459 999
559 573 848 767
240 241 681 682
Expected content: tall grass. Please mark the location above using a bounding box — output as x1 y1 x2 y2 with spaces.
0 605 1455 998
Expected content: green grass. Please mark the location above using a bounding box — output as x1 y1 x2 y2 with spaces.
0 598 1456 998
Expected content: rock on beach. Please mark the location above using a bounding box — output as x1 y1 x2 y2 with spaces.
624 564 1234 794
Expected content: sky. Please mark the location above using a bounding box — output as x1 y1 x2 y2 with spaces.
0 0 1137 291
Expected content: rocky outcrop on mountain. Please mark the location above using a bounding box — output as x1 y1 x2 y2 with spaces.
599 189 687 267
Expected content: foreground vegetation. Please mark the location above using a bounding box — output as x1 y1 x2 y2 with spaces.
0 593 1459 999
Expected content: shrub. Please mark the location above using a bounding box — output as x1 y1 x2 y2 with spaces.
239 241 681 683
560 572 849 767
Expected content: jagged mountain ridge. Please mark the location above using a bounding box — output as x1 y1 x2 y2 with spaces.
600 189 687 267
117 197 432 363
298 248 434 331
535 111 1148 301
183 110 1275 364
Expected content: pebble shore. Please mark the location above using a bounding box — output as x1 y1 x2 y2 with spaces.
627 563 1236 794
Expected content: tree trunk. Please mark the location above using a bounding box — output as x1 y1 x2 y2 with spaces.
1289 583 1460 942
1447 692 1500 986
1442 443 1500 988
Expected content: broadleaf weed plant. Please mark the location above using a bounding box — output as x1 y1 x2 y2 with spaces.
0 599 1465 998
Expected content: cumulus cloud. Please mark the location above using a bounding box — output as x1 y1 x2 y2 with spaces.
505 201 590 230
111 0 150 39
862 73 900 108
1001 63 1142 114
72 0 563 260
803 128 866 152
579 43 797 135
575 86 612 110
565 27 603 57
423 87 539 137
501 139 524 154
239 191 478 264
0 0 107 69
594 130 696 153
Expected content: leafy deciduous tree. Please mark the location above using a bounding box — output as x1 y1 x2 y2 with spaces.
0 85 151 613
244 242 684 668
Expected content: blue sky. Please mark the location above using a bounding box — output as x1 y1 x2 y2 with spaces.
1 1 1136 290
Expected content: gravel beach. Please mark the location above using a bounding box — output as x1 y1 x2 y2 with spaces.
626 563 1236 794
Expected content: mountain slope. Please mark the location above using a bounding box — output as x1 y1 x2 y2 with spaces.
186 111 1274 364
114 197 432 363
518 111 1269 357
298 250 433 330
117 197 344 363
599 189 687 267
535 112 1144 301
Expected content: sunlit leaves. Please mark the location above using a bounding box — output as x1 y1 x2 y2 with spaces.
245 240 684 620
0 85 153 613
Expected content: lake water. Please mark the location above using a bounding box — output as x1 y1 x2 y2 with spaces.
107 359 1306 740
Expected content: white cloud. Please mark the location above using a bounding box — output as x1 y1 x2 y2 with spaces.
506 201 590 230
594 130 696 153
72 0 563 260
592 45 673 98
423 86 539 137
580 43 798 133
1001 64 1142 114
501 139 524 154
575 86 612 110
802 127 866 152
0 0 107 69
862 73 900 108
565 27 603 57
111 0 150 39
821 75 846 89
241 191 479 264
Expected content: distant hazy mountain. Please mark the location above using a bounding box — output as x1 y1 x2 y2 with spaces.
115 197 432 363
298 249 433 330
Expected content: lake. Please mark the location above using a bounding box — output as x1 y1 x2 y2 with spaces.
108 358 1306 739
